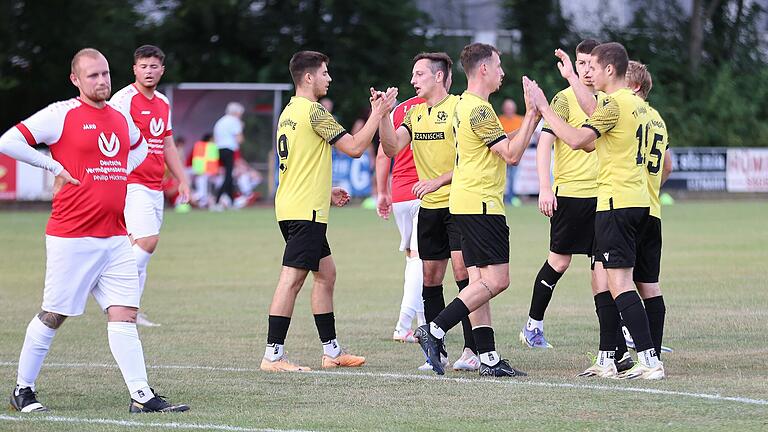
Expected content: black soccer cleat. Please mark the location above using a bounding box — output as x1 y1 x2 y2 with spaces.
10 386 48 412
414 324 445 375
615 352 635 374
129 389 189 413
479 359 528 377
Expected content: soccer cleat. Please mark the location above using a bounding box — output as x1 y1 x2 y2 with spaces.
418 355 450 371
619 361 665 380
392 329 417 343
321 351 366 368
519 327 553 349
622 326 673 353
129 390 189 413
479 359 527 377
260 356 312 372
615 351 635 374
452 348 480 371
577 353 618 378
10 386 48 412
414 324 445 375
136 312 161 327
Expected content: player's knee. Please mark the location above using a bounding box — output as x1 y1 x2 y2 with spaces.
37 310 67 329
106 306 138 323
548 254 571 273
487 275 510 294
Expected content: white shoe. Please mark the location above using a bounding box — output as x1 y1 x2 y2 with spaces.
417 354 450 371
619 361 665 380
136 312 161 327
576 354 617 378
393 329 417 343
452 348 480 371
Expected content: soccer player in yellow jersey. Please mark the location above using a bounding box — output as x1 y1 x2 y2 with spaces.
261 51 395 372
624 60 673 360
530 42 665 379
379 52 480 372
413 43 540 376
520 39 604 349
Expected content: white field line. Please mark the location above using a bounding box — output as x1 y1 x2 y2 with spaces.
1 361 766 407
0 414 315 432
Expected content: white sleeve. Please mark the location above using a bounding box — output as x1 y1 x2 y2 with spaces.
18 102 69 145
232 117 243 135
0 128 63 175
127 137 148 174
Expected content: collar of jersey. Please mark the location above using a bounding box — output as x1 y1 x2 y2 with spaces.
431 94 452 108
462 91 485 102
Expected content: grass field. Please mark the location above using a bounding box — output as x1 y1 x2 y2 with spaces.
1 201 767 431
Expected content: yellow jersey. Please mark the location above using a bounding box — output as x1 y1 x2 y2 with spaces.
401 94 459 209
583 88 650 211
644 104 669 219
541 87 602 198
275 96 347 223
449 91 507 216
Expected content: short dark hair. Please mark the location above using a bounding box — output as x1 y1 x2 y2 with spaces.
134 45 165 64
591 42 629 78
576 39 600 55
413 52 453 80
289 51 330 86
460 43 500 75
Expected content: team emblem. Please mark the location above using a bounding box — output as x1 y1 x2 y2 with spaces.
437 111 447 122
149 117 165 137
98 132 120 157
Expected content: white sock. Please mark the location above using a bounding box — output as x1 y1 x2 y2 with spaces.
416 311 426 326
264 343 284 361
322 339 341 358
526 317 544 332
429 322 445 339
16 316 56 390
597 350 615 367
479 351 500 366
131 386 155 403
395 311 415 333
107 322 150 395
397 256 422 332
132 244 152 298
638 348 660 368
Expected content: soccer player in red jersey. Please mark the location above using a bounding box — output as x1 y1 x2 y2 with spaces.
111 45 190 327
0 48 189 413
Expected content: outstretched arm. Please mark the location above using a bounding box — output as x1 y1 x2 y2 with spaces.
554 49 596 116
335 88 398 158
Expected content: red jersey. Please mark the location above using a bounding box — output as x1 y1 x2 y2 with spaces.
389 96 423 203
16 98 143 237
111 84 173 190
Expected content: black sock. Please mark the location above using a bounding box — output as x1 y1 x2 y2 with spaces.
433 298 470 333
472 326 495 355
456 279 476 352
615 291 654 353
422 284 445 324
267 315 291 344
594 292 620 352
643 295 666 359
615 322 628 360
313 312 336 343
529 261 564 320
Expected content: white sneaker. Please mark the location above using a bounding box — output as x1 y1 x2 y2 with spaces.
619 361 665 380
393 329 417 343
136 312 161 327
576 353 617 378
417 354 450 371
452 348 480 371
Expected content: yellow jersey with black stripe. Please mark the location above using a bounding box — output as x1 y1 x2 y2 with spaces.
401 94 459 209
275 96 347 223
541 87 603 198
644 104 669 219
449 91 507 215
583 88 650 211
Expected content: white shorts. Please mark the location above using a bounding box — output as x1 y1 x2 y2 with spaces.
125 184 164 239
392 199 420 252
42 235 140 316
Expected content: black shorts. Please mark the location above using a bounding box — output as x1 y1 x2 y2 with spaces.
550 196 596 255
453 214 509 267
593 207 649 269
279 220 331 272
633 216 662 283
417 207 462 260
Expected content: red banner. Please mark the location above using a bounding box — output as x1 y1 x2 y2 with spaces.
0 154 16 200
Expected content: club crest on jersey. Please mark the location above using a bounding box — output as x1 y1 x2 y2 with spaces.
149 118 165 137
98 132 120 157
436 110 448 122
